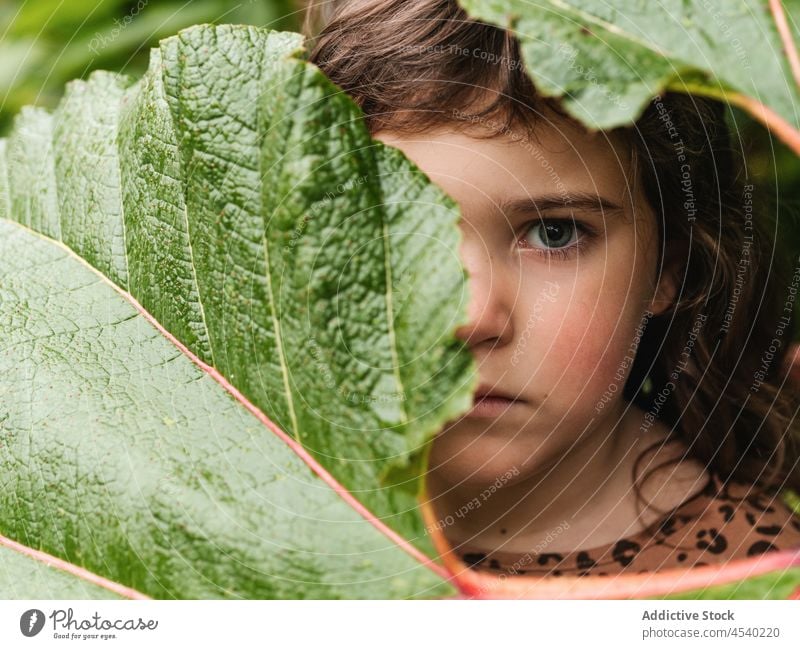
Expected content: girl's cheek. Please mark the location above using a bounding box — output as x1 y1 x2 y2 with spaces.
534 291 638 401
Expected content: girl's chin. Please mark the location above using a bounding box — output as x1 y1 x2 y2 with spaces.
427 439 540 489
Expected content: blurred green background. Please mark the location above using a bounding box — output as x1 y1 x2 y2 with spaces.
0 0 798 339
0 0 302 133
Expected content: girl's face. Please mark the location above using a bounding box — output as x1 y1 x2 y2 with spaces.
376 118 678 488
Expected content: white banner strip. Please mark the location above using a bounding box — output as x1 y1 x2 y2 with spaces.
0 599 797 648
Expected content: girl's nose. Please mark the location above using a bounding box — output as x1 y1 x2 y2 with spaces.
453 241 514 349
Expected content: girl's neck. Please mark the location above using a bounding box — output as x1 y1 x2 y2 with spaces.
426 402 709 555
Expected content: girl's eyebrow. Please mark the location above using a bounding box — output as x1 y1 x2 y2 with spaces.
499 192 625 218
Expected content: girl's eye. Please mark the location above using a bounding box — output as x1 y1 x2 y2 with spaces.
526 221 577 248
518 217 594 260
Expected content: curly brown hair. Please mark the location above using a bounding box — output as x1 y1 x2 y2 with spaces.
302 0 800 519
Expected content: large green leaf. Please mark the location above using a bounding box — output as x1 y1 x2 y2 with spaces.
0 543 122 599
0 24 476 598
458 0 800 152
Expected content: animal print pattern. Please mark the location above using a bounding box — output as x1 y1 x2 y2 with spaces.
458 473 800 577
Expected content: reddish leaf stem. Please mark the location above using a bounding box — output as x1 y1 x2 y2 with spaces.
0 532 149 599
770 0 800 89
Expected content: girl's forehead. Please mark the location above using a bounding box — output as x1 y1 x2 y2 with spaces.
376 123 650 235
376 122 633 196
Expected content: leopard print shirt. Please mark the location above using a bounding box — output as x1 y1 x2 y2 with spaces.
458 473 800 577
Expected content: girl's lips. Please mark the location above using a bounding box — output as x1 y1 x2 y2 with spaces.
466 395 521 418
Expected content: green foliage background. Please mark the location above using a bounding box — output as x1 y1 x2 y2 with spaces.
0 0 798 337
0 0 300 133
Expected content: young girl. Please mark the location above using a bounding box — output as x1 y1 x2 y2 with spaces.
303 0 800 577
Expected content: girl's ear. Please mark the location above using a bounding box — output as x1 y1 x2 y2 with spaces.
649 246 683 316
